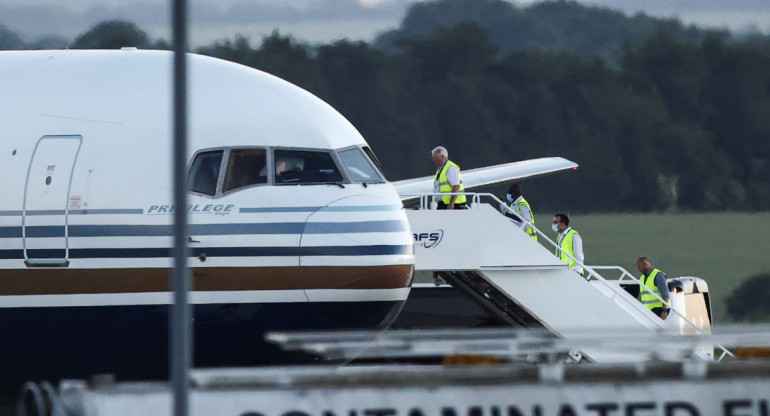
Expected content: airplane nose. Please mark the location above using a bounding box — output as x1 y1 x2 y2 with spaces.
300 194 414 329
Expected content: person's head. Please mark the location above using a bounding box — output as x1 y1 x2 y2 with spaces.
275 159 287 174
552 213 569 233
431 146 448 167
507 183 522 201
635 256 652 274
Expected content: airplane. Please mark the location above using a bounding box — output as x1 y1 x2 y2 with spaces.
0 48 575 383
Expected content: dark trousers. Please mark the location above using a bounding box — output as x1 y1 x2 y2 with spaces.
437 201 467 210
651 307 667 318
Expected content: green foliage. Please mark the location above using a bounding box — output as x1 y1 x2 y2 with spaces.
316 40 387 139
2 0 770 212
374 0 726 64
0 22 25 50
30 35 68 50
198 32 326 95
726 274 770 322
72 20 149 49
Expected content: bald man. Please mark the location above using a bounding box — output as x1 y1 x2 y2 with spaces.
635 256 671 320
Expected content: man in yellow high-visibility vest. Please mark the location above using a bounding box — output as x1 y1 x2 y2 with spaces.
502 183 537 241
431 146 466 210
553 213 584 274
635 256 670 319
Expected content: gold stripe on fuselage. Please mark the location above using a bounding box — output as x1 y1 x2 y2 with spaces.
0 265 413 296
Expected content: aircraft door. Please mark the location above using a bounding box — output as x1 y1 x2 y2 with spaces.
23 135 82 266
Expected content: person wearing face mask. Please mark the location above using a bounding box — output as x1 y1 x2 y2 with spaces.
552 213 584 275
501 183 537 241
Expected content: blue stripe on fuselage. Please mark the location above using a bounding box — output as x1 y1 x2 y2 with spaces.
0 209 144 216
238 204 401 213
0 220 408 238
0 205 400 217
13 244 411 260
0 249 23 259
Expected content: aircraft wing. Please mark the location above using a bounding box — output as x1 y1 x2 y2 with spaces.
393 157 577 201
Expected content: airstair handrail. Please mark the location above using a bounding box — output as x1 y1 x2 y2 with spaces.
587 265 638 283
406 192 484 210
409 191 733 361
486 193 734 361
581 266 734 362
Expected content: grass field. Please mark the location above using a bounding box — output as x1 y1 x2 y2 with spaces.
532 211 770 323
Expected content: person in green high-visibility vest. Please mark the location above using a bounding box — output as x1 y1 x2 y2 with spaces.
635 256 671 320
552 213 584 275
431 146 466 210
502 183 537 241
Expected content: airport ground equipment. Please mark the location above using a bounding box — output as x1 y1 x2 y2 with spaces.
18 359 770 416
404 193 731 362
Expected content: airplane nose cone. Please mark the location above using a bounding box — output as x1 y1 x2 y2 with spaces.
300 194 414 329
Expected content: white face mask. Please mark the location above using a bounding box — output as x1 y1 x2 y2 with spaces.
506 193 513 203
552 223 559 232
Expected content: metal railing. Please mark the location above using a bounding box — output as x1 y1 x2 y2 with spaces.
407 192 484 210
491 192 734 361
407 191 734 361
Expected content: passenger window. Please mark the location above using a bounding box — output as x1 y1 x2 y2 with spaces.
338 147 384 182
274 149 342 184
187 150 223 196
223 148 268 193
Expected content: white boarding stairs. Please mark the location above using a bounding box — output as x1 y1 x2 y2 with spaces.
405 193 732 363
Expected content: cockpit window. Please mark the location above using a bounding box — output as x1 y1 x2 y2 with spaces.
274 149 342 184
187 150 223 196
223 148 267 193
338 147 384 182
362 146 386 179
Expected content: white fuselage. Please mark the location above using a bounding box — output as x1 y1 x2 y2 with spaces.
0 50 413 367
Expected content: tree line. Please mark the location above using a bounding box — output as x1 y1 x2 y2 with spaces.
2 0 770 212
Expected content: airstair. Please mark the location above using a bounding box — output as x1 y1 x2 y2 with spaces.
404 193 731 363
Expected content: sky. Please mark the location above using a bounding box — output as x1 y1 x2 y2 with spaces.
2 0 769 46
